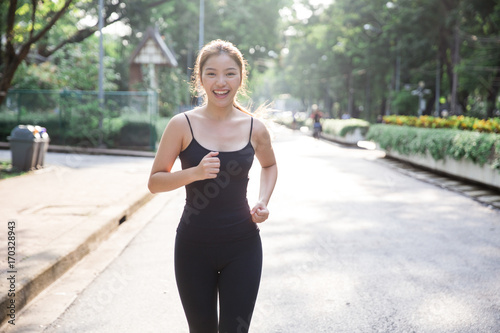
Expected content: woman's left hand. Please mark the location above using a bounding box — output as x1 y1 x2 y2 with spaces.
250 202 269 223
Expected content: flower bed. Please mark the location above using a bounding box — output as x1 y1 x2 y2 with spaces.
366 124 500 189
383 115 500 133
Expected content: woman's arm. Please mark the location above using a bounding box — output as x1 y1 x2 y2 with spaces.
148 114 220 194
257 164 278 206
250 118 278 223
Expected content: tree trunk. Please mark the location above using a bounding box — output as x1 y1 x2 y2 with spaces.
486 69 500 118
323 83 333 119
0 48 28 106
424 91 435 116
1 0 74 106
346 67 354 117
450 26 460 115
442 49 453 98
379 95 386 121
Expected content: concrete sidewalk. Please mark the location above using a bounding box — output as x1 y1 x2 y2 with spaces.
0 148 157 326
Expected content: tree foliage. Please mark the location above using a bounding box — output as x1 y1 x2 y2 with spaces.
0 0 170 106
1 0 289 113
2 0 500 121
276 0 500 120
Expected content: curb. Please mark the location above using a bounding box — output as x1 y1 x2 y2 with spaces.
301 128 500 210
378 156 500 211
0 190 154 326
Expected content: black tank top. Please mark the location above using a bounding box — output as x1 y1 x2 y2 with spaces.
177 113 259 244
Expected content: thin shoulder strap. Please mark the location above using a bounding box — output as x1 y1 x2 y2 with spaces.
249 117 254 142
183 113 194 137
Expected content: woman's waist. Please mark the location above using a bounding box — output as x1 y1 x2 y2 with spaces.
185 186 248 210
181 201 250 225
176 215 259 244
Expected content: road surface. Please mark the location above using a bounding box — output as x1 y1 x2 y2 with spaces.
8 124 500 332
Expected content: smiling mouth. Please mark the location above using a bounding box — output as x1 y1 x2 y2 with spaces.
213 90 230 98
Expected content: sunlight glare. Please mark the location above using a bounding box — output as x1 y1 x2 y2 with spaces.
293 0 334 20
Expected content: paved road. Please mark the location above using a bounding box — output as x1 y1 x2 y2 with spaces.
15 125 500 332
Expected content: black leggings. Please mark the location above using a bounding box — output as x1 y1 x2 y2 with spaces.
174 234 263 333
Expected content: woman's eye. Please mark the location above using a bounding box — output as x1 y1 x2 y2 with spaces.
227 73 236 77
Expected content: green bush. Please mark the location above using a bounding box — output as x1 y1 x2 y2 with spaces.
0 111 170 150
154 117 171 138
272 113 306 128
0 115 20 141
119 122 155 147
303 118 370 137
366 124 500 170
319 118 370 137
0 112 64 143
391 90 419 116
273 113 370 138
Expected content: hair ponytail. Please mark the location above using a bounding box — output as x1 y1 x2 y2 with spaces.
233 101 252 116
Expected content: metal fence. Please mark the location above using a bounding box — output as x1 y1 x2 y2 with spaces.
0 89 163 150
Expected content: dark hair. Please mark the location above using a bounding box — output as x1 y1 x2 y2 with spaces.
192 39 250 114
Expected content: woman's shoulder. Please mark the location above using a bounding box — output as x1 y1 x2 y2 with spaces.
168 112 187 127
250 116 272 146
251 116 268 132
165 112 195 136
180 108 208 122
170 109 200 124
162 112 194 150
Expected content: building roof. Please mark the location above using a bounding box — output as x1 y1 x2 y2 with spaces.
130 27 178 67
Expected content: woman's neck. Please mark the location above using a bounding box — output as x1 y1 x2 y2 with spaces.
203 103 236 121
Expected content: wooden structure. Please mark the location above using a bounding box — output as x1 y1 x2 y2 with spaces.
129 27 178 90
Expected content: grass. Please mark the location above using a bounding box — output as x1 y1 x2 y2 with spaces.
0 161 27 180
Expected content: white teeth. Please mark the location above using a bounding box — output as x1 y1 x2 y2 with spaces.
214 91 228 95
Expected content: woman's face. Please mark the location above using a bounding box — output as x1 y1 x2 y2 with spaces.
200 53 242 109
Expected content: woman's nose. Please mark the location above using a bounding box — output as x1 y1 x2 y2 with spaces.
216 75 225 85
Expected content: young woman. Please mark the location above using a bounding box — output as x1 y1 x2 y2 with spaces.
148 39 278 333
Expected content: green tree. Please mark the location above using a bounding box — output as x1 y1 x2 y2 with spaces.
13 36 119 91
0 0 170 106
273 0 500 120
459 0 500 118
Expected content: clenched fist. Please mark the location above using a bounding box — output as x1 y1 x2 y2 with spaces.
197 151 220 180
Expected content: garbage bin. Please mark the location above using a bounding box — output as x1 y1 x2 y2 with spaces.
7 125 43 171
34 126 50 168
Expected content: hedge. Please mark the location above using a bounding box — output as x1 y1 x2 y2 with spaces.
366 124 500 170
317 118 370 137
0 113 169 150
273 114 370 138
271 114 307 129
